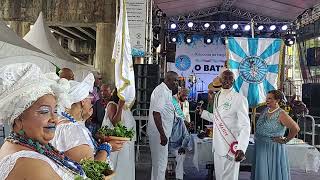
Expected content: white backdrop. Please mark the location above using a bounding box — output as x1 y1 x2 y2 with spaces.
168 35 226 95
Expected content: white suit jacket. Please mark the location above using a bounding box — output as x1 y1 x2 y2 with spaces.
201 89 251 157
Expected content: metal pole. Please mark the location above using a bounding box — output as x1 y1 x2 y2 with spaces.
251 18 255 38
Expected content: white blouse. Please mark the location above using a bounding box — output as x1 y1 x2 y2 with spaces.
0 150 78 180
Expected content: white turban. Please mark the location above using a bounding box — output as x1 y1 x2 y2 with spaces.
0 63 56 126
67 73 94 106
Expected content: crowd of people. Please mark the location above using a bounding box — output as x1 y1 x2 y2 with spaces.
0 62 300 180
147 69 300 180
0 63 134 180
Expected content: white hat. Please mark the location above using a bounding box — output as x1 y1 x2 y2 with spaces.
68 73 94 105
0 63 56 126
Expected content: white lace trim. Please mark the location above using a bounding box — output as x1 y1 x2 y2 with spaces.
0 150 75 180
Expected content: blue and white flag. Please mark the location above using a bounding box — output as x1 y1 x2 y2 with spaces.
227 37 283 107
112 0 135 108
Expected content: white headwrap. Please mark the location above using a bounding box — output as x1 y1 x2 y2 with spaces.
68 73 94 105
0 63 56 126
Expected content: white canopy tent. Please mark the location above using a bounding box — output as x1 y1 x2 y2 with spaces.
23 12 96 80
0 21 57 73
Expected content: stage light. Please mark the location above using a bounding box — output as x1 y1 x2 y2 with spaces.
171 37 177 42
204 23 210 28
281 25 288 31
244 25 250 31
284 34 295 46
187 22 194 28
232 24 239 30
185 35 193 44
204 36 212 44
270 25 276 31
258 25 264 31
170 23 177 29
153 26 161 34
220 24 226 30
153 38 160 48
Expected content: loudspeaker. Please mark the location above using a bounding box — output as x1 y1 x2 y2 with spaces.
165 42 176 63
134 64 160 109
306 47 320 66
302 83 320 115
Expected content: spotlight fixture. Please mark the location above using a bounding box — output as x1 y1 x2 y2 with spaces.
156 9 163 17
204 23 210 28
270 25 276 31
204 36 212 44
185 35 193 44
220 24 226 30
187 22 194 28
172 37 177 42
153 38 160 48
232 24 239 30
258 25 264 31
281 25 288 31
244 25 250 31
284 34 295 46
170 23 177 29
153 26 161 34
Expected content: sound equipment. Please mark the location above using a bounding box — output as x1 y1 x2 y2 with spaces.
306 47 320 66
134 64 160 109
302 83 320 115
165 42 176 63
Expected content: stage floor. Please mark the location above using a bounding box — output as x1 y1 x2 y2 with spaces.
135 146 320 180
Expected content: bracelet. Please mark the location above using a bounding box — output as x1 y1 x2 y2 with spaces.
97 143 112 156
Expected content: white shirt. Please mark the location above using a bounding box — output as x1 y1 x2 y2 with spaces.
182 100 191 123
147 82 175 138
201 88 251 156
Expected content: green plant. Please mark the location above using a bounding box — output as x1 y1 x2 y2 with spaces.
76 159 111 180
98 123 135 139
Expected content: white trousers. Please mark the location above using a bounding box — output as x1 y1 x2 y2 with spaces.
174 150 185 180
214 153 240 180
149 134 168 180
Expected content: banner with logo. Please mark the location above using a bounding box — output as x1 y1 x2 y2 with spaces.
127 0 146 57
167 34 226 94
227 37 282 107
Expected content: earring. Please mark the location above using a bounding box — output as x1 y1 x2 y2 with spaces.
18 129 25 136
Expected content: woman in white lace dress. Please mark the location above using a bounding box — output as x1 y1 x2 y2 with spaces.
0 63 85 180
51 74 125 164
102 88 136 180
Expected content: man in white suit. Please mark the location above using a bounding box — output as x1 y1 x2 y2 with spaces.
200 70 250 180
147 71 179 180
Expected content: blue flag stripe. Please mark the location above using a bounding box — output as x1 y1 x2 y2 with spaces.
228 37 248 59
233 76 244 93
263 79 276 95
248 83 259 108
248 38 259 56
259 39 281 61
267 64 279 74
228 59 240 69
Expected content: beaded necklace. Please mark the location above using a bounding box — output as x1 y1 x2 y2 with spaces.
5 133 84 176
61 111 98 151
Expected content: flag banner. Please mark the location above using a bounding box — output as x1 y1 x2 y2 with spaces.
112 0 136 107
227 37 283 107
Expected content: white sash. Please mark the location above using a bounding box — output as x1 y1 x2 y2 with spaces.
213 91 238 158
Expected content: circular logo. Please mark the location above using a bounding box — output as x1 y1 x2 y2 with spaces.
175 55 191 71
239 56 268 83
230 141 239 154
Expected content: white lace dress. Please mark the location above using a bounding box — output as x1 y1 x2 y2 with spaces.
0 150 77 180
101 102 136 180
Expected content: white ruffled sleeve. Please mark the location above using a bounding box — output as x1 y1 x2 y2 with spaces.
51 123 90 152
